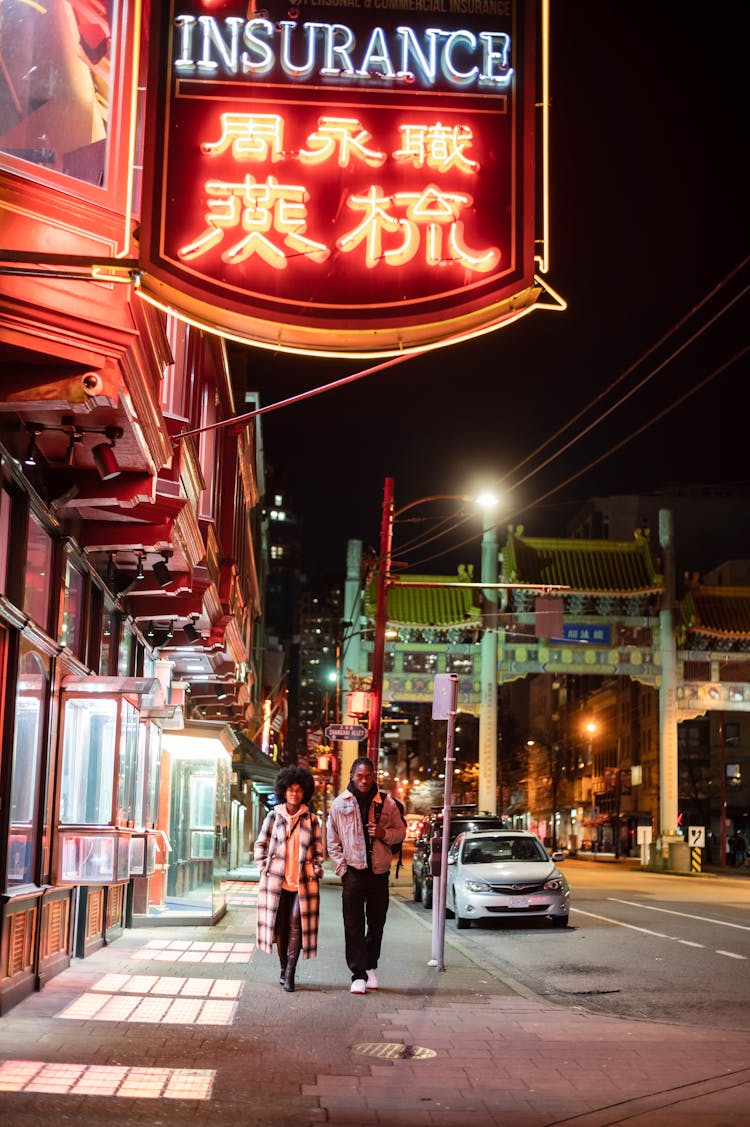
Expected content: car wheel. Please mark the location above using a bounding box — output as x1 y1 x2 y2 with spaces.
455 908 470 930
421 875 432 909
552 914 569 928
413 874 422 902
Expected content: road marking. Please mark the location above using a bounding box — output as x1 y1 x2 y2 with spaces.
573 908 745 960
571 908 673 938
608 898 750 931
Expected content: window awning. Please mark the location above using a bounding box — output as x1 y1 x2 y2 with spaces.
61 676 164 707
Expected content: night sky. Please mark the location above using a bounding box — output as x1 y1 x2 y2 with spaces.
247 2 748 576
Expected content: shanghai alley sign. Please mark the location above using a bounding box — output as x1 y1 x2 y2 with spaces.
140 0 541 356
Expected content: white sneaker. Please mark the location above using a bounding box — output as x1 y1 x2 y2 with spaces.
366 969 378 990
350 979 367 995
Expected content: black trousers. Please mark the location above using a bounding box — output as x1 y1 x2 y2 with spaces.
341 867 389 980
275 888 301 963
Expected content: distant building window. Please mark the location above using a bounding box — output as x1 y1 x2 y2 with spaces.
274 494 283 506
271 545 284 559
447 653 474 674
270 510 286 521
725 722 740 747
403 652 438 674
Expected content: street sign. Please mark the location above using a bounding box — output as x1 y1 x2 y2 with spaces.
325 724 367 742
688 826 705 848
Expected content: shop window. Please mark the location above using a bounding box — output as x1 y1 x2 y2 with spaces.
142 722 161 829
58 554 85 655
189 776 216 859
22 514 53 631
0 0 113 187
60 696 118 825
99 603 117 673
6 644 50 888
60 695 138 829
117 622 133 675
116 697 139 825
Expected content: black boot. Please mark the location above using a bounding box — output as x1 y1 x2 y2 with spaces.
283 911 302 992
275 928 288 986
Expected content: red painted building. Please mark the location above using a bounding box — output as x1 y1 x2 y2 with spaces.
0 1 269 1014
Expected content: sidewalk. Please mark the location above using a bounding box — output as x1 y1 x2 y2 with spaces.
0 871 748 1126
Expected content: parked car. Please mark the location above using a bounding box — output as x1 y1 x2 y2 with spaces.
404 814 423 841
411 807 510 908
445 829 570 929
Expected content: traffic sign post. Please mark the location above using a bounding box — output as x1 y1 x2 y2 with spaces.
325 724 367 742
688 826 705 873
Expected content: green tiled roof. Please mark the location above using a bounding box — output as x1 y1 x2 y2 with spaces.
681 587 750 639
503 530 663 594
364 573 482 628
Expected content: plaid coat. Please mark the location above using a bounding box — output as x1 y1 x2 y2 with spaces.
254 806 325 959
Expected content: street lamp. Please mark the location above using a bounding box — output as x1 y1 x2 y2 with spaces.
367 479 499 774
478 491 499 813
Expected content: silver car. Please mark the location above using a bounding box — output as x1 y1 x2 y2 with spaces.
446 830 570 929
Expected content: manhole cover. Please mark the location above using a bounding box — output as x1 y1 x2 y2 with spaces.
351 1042 437 1060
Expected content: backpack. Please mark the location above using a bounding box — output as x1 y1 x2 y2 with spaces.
374 790 407 876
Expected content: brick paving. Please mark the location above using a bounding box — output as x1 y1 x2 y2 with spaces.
0 871 748 1126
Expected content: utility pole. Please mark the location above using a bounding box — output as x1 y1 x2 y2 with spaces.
368 477 394 765
479 506 498 813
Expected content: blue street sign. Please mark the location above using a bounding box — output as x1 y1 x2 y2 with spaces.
562 623 612 645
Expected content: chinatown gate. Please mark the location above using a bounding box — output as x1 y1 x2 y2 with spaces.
339 514 750 856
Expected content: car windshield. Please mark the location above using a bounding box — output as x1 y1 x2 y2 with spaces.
461 836 548 864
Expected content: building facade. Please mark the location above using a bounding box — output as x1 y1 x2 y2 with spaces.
0 4 271 1014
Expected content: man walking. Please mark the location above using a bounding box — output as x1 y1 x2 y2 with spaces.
327 757 406 994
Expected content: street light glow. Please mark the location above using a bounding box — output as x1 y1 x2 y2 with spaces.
475 490 500 510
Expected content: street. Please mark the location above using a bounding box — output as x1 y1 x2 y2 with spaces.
2 866 750 1126
395 852 750 1032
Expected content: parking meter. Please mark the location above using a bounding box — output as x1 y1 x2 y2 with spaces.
431 831 442 876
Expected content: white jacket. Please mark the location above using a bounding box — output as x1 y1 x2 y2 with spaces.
326 789 406 876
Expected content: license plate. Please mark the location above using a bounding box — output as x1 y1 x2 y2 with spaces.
507 896 529 908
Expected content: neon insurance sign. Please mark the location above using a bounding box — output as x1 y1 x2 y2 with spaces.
140 1 539 356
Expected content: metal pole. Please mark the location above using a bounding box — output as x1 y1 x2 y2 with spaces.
368 477 394 765
658 508 679 840
719 711 727 868
479 508 498 813
433 675 457 972
614 678 621 859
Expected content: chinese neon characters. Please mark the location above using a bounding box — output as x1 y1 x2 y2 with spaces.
179 112 500 273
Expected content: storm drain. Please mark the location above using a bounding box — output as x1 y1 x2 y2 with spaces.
351 1042 437 1060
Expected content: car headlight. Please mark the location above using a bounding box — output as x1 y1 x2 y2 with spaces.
464 879 491 892
543 877 567 891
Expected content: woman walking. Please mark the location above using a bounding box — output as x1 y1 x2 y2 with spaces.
254 765 325 991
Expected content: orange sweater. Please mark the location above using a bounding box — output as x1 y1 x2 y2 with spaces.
279 804 306 892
